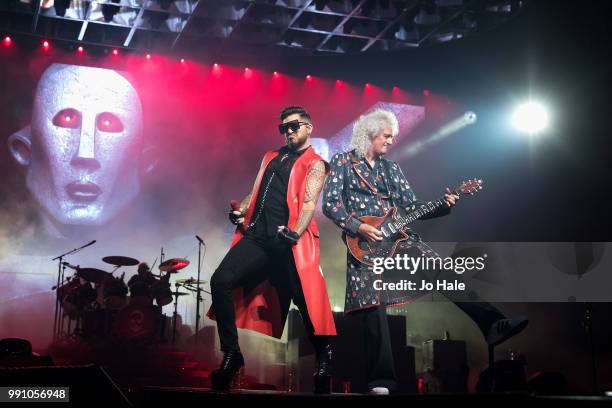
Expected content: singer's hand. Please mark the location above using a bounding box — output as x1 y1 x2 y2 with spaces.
229 209 244 225
277 226 300 245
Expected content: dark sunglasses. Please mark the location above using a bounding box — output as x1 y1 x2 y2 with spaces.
278 120 310 135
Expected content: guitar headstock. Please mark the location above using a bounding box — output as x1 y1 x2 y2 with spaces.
457 178 483 195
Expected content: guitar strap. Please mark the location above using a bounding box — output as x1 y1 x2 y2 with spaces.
380 158 396 211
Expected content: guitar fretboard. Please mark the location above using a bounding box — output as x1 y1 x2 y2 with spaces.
389 188 461 231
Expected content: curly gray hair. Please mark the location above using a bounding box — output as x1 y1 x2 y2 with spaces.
350 109 399 158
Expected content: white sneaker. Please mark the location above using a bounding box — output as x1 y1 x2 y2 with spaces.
368 387 389 395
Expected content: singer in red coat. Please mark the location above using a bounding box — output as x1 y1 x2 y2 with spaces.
207 106 336 392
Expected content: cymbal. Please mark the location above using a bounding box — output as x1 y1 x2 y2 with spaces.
172 291 189 296
77 268 111 284
175 277 207 285
159 258 189 272
102 256 139 266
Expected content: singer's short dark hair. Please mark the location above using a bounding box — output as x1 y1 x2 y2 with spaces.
280 106 311 123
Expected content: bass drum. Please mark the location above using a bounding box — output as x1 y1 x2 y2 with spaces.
113 304 160 343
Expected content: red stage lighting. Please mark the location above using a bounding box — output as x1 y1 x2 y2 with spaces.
180 58 185 63
42 40 50 50
145 53 151 59
392 86 399 92
112 48 119 56
3 36 11 46
423 88 430 97
213 63 219 67
306 74 312 80
273 71 279 77
77 46 84 53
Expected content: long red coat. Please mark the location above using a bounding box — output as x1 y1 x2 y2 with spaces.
208 147 337 338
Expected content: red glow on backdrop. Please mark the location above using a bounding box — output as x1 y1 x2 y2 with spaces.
3 36 11 46
423 88 430 97
8 48 417 149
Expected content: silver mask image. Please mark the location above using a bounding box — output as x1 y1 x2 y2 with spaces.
9 64 144 227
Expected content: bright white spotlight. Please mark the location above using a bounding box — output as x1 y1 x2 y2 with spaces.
512 101 549 134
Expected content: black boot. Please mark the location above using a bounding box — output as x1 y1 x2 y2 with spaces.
313 343 333 394
211 351 244 391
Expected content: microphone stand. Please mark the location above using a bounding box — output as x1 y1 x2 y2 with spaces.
51 240 96 341
195 236 205 345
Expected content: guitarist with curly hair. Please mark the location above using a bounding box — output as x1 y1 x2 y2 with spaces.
322 109 527 394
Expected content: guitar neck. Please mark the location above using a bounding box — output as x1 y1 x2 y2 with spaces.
392 188 461 231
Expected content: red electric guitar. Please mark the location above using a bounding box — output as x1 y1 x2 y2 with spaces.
346 179 483 266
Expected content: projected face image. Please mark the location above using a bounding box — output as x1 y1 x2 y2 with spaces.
10 64 144 227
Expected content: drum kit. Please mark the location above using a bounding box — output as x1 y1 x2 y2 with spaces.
54 254 208 345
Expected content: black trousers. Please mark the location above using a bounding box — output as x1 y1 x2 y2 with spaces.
211 235 328 354
354 302 504 391
353 240 506 390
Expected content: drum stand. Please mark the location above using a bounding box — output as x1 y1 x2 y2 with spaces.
171 282 183 345
194 236 205 344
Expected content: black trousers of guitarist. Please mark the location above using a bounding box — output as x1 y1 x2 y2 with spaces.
349 239 509 391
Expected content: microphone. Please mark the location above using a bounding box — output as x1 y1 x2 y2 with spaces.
81 240 96 249
196 235 205 244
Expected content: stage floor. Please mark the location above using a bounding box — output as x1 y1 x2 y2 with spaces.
131 386 612 407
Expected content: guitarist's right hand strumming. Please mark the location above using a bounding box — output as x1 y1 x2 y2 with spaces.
358 223 383 243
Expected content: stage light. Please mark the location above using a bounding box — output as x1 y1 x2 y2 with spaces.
511 101 549 134
145 53 151 59
392 86 399 92
112 48 119 55
306 74 312 80
180 58 185 63
42 40 50 50
213 63 219 67
3 36 12 46
77 46 84 53
423 88 430 97
399 111 478 158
